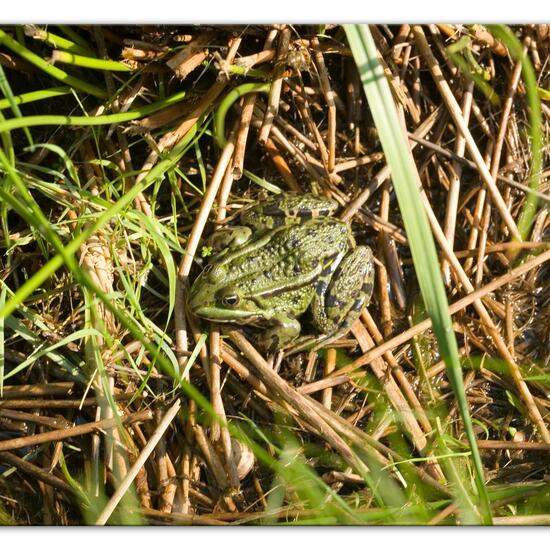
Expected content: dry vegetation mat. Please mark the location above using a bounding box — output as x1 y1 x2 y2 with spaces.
0 24 549 525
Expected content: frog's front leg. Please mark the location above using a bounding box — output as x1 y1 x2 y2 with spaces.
254 312 302 352
289 246 374 354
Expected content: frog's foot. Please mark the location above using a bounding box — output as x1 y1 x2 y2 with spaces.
254 313 301 353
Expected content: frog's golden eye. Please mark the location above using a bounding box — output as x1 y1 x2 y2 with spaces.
222 294 239 307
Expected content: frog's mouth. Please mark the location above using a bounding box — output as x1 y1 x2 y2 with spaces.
189 303 264 325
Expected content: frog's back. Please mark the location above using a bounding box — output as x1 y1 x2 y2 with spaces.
240 193 339 232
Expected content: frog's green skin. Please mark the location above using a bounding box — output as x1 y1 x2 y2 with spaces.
188 193 374 353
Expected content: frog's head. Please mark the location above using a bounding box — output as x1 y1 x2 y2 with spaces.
187 265 265 324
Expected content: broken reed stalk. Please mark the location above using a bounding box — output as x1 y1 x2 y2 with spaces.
0 409 152 452
95 400 181 525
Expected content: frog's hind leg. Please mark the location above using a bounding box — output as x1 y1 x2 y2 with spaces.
289 246 374 354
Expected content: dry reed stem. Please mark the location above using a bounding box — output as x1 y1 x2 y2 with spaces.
258 27 291 144
166 31 215 78
0 409 152 452
263 137 302 191
492 515 550 526
477 439 550 451
95 400 180 525
0 393 133 409
0 408 71 429
335 248 550 376
442 79 473 285
226 330 372 479
0 382 74 398
333 152 385 174
412 26 522 242
0 451 73 494
311 36 336 172
291 83 330 171
321 348 336 409
233 93 257 179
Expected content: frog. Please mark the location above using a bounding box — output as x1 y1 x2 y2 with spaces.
187 193 374 354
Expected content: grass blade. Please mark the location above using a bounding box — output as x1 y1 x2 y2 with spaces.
344 23 492 524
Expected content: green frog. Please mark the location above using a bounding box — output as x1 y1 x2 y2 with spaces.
187 193 374 354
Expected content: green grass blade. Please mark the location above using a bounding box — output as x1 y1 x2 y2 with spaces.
0 29 106 99
24 25 96 57
0 86 72 111
51 50 133 72
344 24 492 524
0 65 33 146
0 89 187 133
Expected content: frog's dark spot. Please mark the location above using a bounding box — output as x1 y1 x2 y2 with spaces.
293 264 301 275
321 263 335 277
325 294 339 308
314 280 328 296
362 281 373 295
265 205 284 217
288 235 300 248
352 297 364 311
265 246 274 254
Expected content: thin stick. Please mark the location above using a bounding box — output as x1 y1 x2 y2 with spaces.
263 137 302 191
258 27 290 144
0 451 74 494
333 249 550 376
311 36 336 172
0 382 74 398
0 409 152 452
95 400 181 525
442 79 473 285
232 93 257 179
413 26 522 242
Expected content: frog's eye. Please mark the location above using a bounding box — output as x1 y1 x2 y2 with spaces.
202 264 213 275
222 294 240 307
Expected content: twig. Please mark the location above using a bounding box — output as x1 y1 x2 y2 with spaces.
95 400 181 525
258 27 291 144
0 409 152 452
311 36 336 172
413 26 522 242
334 249 550 376
442 79 473 285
